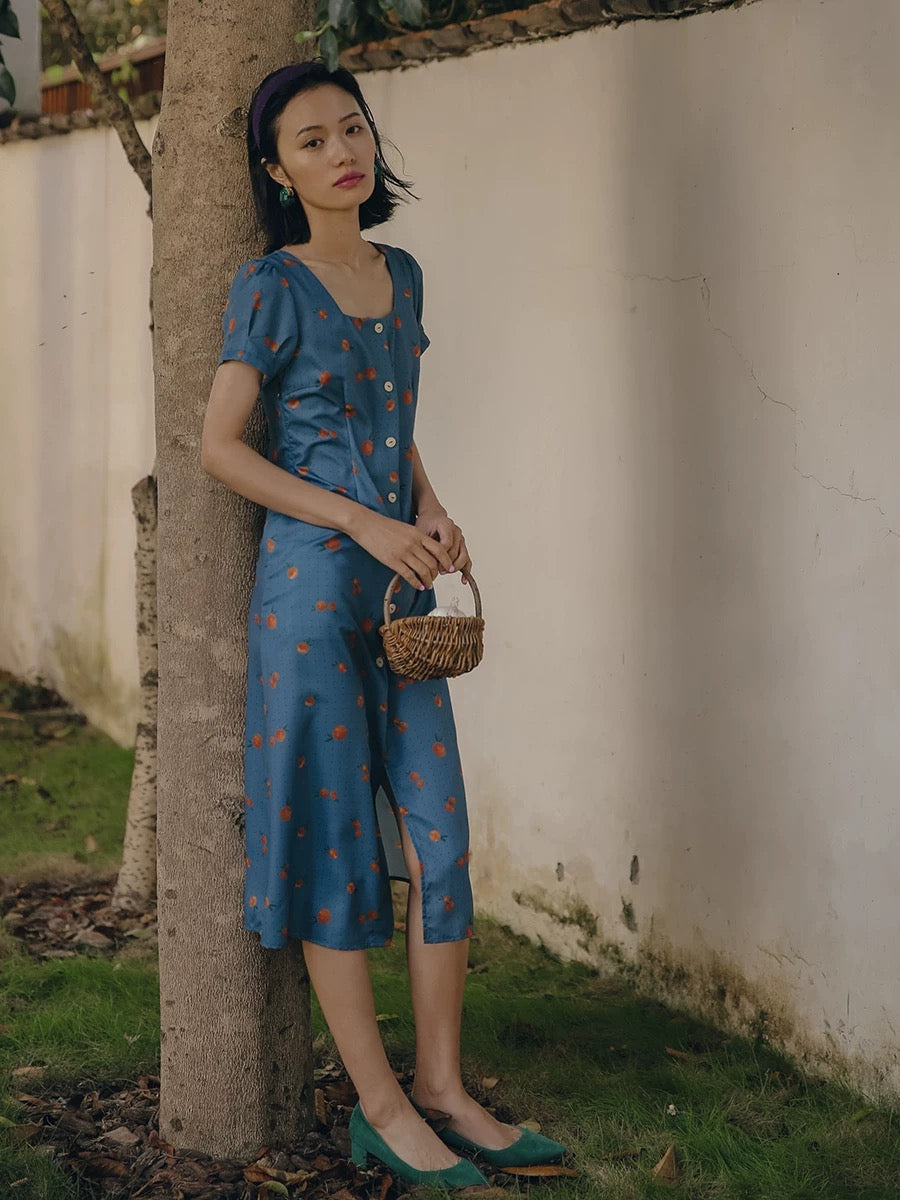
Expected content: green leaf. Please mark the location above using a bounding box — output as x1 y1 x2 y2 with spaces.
318 25 340 71
0 5 19 39
0 64 15 106
389 0 424 25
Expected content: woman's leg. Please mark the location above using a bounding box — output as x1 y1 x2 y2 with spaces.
300 939 462 1170
387 796 523 1150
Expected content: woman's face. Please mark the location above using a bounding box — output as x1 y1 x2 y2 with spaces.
267 83 377 214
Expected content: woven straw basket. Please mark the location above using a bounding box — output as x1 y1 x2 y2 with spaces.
379 568 484 681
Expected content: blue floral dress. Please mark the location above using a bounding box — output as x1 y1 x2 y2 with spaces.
218 242 475 951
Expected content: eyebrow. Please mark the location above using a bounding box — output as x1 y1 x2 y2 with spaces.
296 112 361 136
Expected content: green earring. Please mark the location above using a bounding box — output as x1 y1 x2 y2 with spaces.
374 160 383 180
279 185 296 207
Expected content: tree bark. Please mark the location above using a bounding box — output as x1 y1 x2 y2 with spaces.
152 3 316 1155
111 474 159 912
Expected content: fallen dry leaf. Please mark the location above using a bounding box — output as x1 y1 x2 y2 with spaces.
664 1046 697 1061
651 1142 678 1184
4 1119 44 1144
322 1079 357 1106
481 1076 499 1090
244 1162 317 1186
11 1066 45 1079
74 1152 132 1180
496 1163 580 1177
519 1117 541 1132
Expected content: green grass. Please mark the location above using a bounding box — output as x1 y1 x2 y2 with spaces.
0 715 133 880
1 712 898 1199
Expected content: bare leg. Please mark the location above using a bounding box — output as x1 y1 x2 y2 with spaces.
300 938 461 1169
386 793 522 1151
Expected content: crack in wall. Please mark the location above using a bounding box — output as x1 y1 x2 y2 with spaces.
617 269 899 539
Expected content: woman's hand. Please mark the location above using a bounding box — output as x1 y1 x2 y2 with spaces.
414 512 473 583
349 510 456 591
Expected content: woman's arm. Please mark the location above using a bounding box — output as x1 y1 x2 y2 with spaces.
200 361 454 591
201 360 368 536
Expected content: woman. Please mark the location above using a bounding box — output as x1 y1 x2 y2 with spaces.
201 60 566 1188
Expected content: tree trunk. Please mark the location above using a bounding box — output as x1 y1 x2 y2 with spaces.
111 474 159 912
152 4 316 1155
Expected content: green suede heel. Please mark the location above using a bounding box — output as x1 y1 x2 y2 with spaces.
349 1102 491 1188
410 1097 567 1167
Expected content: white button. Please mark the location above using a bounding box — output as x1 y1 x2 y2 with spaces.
383 381 394 392
376 656 384 668
389 603 396 613
385 436 397 447
387 491 397 502
374 322 384 333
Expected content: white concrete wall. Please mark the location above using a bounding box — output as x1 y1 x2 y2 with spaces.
1 0 898 1097
0 120 156 744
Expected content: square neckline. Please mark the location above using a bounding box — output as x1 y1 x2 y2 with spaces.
278 242 396 324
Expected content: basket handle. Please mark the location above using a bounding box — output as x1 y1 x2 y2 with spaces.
382 568 482 629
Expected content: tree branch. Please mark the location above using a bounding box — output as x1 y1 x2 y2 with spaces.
41 0 152 198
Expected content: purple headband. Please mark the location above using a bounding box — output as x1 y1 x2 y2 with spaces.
251 62 320 150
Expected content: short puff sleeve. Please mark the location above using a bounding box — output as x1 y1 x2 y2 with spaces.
405 250 431 356
219 258 300 380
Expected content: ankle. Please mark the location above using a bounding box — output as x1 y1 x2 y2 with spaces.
358 1090 407 1129
410 1079 468 1108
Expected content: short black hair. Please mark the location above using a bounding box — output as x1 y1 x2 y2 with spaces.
247 59 419 254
